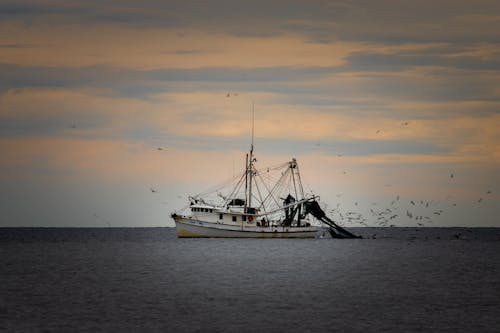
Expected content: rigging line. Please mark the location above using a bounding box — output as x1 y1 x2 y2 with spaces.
255 172 281 209
224 171 247 206
291 162 298 201
194 161 288 199
295 163 305 199
255 173 279 211
276 167 291 200
255 161 289 174
194 169 245 198
271 171 285 201
252 178 267 215
261 165 290 205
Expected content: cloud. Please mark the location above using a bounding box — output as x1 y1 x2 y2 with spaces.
0 22 362 69
2 1 500 43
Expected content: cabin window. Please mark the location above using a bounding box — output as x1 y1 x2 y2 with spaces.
242 215 247 222
219 213 223 219
232 215 237 222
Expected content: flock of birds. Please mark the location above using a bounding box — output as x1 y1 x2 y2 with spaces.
327 196 442 228
326 175 494 228
318 120 495 228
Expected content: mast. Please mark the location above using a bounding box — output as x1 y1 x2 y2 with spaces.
245 153 249 211
247 101 255 211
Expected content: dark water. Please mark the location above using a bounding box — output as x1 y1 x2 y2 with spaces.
1 227 500 332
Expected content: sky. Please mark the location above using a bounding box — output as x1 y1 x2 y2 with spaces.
1 0 499 227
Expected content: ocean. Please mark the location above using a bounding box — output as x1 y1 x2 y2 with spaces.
1 227 500 332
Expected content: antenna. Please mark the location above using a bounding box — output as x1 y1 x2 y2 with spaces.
251 100 255 151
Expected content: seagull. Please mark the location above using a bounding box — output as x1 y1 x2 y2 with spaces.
226 92 230 97
450 173 454 179
487 190 492 194
376 130 381 134
402 121 409 126
150 188 158 193
410 200 415 205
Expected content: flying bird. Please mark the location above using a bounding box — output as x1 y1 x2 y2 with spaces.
150 188 158 193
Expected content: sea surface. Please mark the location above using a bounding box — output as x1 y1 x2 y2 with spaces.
1 227 500 332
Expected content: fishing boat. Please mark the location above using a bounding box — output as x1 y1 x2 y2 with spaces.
171 111 360 239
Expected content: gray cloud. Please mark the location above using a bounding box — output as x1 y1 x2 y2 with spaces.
2 1 500 43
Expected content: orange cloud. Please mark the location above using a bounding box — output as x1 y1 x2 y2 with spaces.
0 23 368 69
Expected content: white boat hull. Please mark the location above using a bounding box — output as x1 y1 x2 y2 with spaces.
173 216 318 238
